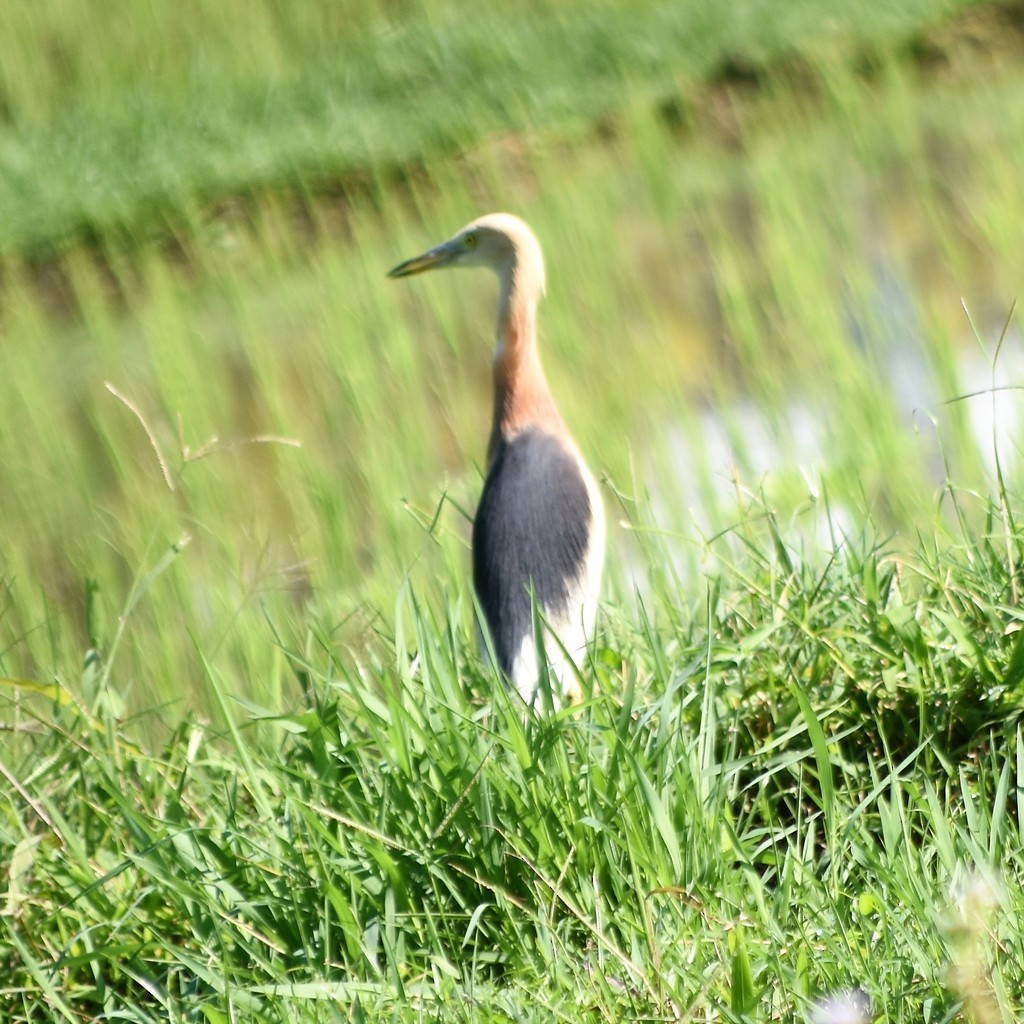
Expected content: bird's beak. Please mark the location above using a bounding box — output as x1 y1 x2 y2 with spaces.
387 240 457 279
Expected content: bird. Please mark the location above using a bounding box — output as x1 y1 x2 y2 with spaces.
388 213 604 706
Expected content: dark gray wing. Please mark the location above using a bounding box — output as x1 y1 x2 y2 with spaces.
472 428 592 675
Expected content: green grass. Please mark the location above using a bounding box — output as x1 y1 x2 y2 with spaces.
3 496 1024 1022
0 0 982 257
2 0 972 126
4 0 1024 1019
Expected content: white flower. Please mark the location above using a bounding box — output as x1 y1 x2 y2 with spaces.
808 987 872 1024
949 869 1001 931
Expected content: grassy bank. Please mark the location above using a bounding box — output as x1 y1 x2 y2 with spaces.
3 496 1023 1022
0 0 984 257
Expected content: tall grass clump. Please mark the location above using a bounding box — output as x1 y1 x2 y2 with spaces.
3 484 1023 1022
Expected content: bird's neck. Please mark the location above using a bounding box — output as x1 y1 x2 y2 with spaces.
488 266 563 465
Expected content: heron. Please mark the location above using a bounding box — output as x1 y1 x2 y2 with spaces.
388 213 605 705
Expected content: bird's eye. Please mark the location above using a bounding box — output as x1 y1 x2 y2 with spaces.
465 234 477 249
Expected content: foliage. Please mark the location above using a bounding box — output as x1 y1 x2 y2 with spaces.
3 0 1024 1020
2 495 1023 1022
0 0 984 256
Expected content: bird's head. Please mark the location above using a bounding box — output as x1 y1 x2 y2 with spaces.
388 213 545 295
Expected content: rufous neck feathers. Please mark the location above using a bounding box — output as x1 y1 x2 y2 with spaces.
487 254 564 464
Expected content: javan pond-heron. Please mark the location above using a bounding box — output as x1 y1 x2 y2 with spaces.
388 213 605 705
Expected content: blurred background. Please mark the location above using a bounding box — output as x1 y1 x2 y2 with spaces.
2 0 1023 724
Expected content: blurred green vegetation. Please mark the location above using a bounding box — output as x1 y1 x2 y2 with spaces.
0 0 981 255
4 20 1024 718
